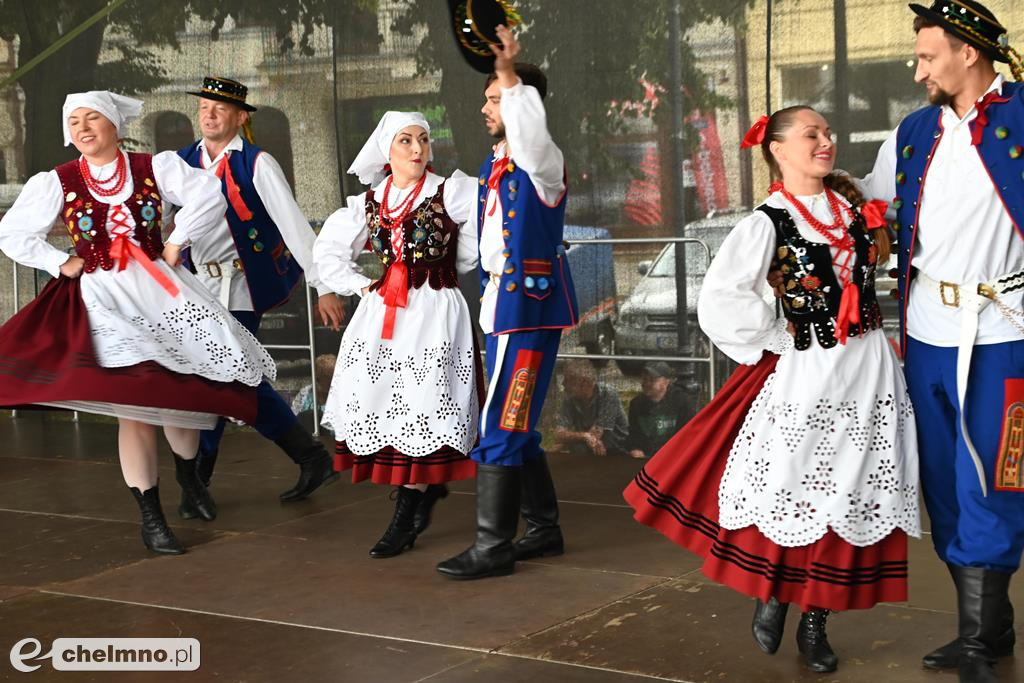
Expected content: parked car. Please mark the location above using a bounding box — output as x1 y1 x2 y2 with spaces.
612 209 747 380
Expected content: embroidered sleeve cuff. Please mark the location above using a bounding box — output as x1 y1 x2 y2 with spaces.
765 319 795 356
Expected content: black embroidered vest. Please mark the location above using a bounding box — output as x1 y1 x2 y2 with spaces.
761 204 883 350
364 181 459 292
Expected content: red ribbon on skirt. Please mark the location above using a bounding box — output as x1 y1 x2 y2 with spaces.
109 234 180 297
378 260 408 340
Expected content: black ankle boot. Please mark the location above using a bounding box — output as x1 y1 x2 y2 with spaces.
956 566 1011 683
370 487 423 558
173 452 217 521
752 597 789 654
437 464 520 580
413 484 449 535
274 423 340 502
796 609 838 673
130 485 185 555
923 563 1015 670
513 453 564 561
179 449 217 520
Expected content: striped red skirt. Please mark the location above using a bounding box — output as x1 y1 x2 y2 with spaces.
623 353 908 612
334 442 477 485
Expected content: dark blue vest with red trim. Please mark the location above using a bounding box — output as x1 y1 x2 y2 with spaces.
476 156 579 334
893 81 1024 349
178 139 302 315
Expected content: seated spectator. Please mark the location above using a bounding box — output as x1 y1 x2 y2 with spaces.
626 362 695 459
292 354 337 431
555 359 628 456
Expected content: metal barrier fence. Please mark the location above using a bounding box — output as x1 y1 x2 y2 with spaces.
558 235 721 398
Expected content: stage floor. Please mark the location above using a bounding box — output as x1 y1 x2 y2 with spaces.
1 413 1020 682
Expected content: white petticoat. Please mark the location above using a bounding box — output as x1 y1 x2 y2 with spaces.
322 285 479 456
718 329 921 547
42 257 276 429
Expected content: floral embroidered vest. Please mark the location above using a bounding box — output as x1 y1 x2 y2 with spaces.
761 204 882 350
54 153 163 273
364 181 460 291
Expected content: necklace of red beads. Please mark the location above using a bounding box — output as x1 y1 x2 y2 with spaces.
378 173 427 230
79 152 128 198
774 183 857 283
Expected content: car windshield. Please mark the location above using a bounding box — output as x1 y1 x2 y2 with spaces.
648 246 674 277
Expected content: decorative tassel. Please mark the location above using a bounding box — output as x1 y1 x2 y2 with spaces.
242 120 255 144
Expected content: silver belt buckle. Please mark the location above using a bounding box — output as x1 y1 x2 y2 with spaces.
939 281 960 307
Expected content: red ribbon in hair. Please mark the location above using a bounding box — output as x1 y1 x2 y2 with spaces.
215 155 253 221
740 115 771 149
859 199 889 229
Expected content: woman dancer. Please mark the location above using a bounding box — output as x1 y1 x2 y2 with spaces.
623 106 920 673
0 91 276 554
314 111 480 558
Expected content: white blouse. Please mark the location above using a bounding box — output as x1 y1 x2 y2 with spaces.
0 150 226 277
313 171 479 296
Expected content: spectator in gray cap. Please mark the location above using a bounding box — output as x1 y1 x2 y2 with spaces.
556 359 628 457
626 362 696 459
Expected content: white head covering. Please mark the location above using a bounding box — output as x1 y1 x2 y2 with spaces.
347 111 432 186
62 91 144 147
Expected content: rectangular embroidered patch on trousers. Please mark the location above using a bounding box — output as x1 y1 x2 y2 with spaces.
995 378 1024 492
499 349 542 432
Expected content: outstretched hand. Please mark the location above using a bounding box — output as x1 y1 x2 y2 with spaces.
489 25 521 80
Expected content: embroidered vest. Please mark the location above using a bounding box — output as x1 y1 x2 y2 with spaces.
54 153 163 273
893 81 1024 349
178 139 303 315
365 181 460 292
762 204 883 350
476 155 579 334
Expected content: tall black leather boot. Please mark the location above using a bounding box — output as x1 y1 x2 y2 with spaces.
796 608 838 673
173 452 217 521
274 422 340 502
752 597 789 654
179 448 218 519
513 453 564 561
130 485 185 555
436 464 520 580
923 563 1015 669
413 484 449 535
370 487 423 558
956 566 1012 683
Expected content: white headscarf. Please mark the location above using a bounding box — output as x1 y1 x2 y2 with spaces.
347 111 432 186
62 91 144 147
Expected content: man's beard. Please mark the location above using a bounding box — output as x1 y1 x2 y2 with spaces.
927 85 953 107
490 123 506 140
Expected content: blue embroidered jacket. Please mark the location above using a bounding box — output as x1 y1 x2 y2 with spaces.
178 139 303 315
893 81 1024 350
476 157 579 334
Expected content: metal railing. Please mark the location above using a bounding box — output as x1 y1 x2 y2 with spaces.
558 235 720 397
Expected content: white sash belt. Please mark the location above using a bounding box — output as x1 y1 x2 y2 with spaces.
914 268 1024 494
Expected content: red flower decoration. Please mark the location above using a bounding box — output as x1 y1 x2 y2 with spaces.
801 275 822 290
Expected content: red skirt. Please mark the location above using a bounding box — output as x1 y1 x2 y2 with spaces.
623 353 908 612
334 442 477 485
0 277 257 423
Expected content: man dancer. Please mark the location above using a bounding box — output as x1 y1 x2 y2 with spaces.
862 3 1024 681
177 76 343 514
437 26 579 580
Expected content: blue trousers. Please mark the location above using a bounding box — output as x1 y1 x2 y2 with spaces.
473 329 562 466
199 310 296 456
905 336 1024 572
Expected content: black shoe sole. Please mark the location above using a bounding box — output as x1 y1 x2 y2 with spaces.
369 540 415 559
922 642 1015 670
178 505 199 520
436 563 515 581
514 545 565 561
143 541 186 555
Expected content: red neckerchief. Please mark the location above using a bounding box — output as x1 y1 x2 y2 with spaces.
207 151 253 221
970 88 1011 146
